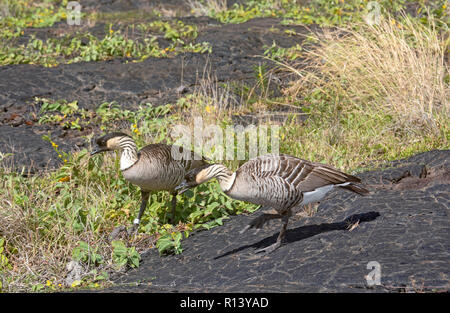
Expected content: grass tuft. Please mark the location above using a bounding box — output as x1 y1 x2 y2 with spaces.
277 13 449 170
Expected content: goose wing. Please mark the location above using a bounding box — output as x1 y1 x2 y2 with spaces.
238 154 361 192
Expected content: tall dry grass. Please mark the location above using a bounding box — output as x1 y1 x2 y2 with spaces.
187 0 228 16
268 13 449 171
287 13 448 135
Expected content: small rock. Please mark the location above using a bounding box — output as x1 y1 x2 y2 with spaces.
176 85 189 94
65 260 83 287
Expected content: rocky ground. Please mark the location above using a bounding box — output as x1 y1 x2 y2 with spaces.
99 149 449 293
1 0 448 293
0 0 308 172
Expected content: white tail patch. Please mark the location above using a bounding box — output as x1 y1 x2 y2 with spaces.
301 185 333 205
301 182 351 206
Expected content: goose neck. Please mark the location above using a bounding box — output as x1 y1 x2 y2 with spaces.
208 164 236 192
118 138 138 171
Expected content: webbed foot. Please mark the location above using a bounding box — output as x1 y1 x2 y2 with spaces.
255 241 282 254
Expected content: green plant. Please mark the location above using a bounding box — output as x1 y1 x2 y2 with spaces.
199 0 448 29
0 19 211 66
111 240 140 269
263 42 303 61
0 238 10 269
156 232 183 255
72 241 103 266
0 237 12 292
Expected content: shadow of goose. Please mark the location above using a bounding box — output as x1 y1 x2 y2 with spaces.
214 211 380 259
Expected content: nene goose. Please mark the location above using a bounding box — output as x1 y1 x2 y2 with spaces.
91 132 207 236
176 153 369 254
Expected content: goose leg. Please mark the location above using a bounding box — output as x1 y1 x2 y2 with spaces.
240 213 282 234
169 192 177 224
127 190 150 236
255 213 290 254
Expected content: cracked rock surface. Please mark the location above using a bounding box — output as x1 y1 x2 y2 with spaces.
100 150 449 293
1 0 448 293
0 14 306 172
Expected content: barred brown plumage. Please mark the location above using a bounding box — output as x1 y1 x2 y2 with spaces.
91 132 208 238
176 153 369 254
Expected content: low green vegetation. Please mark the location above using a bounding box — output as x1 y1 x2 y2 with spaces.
0 1 210 66
36 98 174 134
193 0 448 27
0 0 448 293
0 99 256 291
0 0 68 39
0 20 211 66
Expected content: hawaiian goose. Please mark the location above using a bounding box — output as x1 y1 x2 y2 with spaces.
91 132 207 236
176 153 369 253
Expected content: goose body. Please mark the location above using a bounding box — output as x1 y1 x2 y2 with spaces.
177 153 369 253
91 132 207 236
121 143 203 191
225 154 365 211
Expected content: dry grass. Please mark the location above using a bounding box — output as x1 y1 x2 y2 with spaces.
187 0 228 17
0 155 112 291
0 148 160 291
274 13 449 170
1 6 448 293
174 60 244 130
287 14 448 134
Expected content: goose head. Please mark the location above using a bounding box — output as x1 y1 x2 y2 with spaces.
175 164 216 194
91 132 131 155
176 163 235 194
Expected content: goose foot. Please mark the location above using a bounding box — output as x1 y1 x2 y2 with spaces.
255 241 282 254
109 225 127 241
127 223 139 236
109 223 139 241
254 214 289 254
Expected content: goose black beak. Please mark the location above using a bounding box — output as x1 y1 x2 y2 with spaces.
90 146 108 156
175 181 190 194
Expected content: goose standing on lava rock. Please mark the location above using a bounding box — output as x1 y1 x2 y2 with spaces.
176 153 369 254
91 132 208 238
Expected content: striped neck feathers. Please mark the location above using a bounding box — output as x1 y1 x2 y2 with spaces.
200 164 236 192
114 137 138 171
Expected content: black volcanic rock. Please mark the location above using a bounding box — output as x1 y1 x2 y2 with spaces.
101 150 449 293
